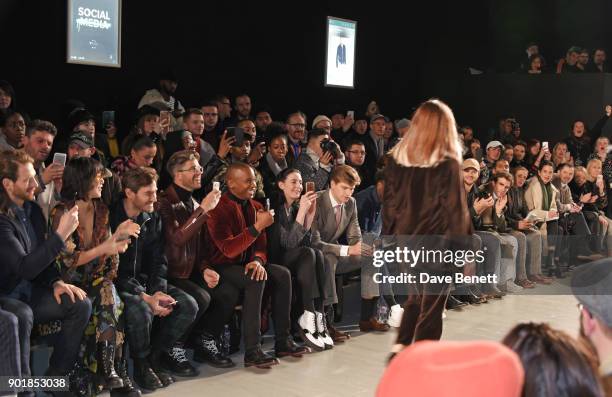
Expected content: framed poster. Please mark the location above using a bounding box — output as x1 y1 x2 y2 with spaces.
325 16 357 88
67 0 122 67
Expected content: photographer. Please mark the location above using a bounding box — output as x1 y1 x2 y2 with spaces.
294 128 345 192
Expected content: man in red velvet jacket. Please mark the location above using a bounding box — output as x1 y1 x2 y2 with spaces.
205 162 309 368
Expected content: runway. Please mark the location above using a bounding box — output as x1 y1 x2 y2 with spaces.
150 281 579 397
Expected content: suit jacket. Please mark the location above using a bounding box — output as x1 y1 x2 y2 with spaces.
0 201 64 295
267 201 310 264
157 185 209 279
551 175 575 213
204 193 268 268
311 190 361 257
294 149 332 192
285 139 304 168
336 44 346 67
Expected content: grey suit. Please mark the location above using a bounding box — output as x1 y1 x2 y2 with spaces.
312 190 371 305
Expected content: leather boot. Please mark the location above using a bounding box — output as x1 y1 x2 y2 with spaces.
110 357 141 397
97 341 124 390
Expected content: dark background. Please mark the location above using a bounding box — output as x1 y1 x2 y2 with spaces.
2 0 612 142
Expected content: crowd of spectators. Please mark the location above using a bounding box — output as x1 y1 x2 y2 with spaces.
0 72 610 397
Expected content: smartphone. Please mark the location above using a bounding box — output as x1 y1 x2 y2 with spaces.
160 111 171 134
542 141 549 151
265 198 270 211
102 110 115 128
226 127 245 147
597 174 603 183
53 153 67 167
305 181 315 193
213 182 220 191
347 110 354 118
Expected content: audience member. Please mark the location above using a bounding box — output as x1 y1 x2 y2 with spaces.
205 163 308 367
503 322 604 397
0 110 26 151
0 150 91 395
294 128 343 192
138 70 184 131
572 258 612 395
110 167 199 391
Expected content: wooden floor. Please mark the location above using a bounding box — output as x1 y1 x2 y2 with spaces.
149 280 579 397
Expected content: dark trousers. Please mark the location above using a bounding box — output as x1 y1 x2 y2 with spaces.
0 298 30 377
583 211 603 251
282 247 327 313
204 263 291 352
169 278 211 341
30 286 92 374
120 284 198 359
396 273 451 346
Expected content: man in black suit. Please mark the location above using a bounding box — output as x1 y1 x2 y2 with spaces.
0 150 91 392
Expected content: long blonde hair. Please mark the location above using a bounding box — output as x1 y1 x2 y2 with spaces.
389 99 462 167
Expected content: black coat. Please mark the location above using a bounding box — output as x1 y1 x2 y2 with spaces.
109 200 168 295
0 201 64 295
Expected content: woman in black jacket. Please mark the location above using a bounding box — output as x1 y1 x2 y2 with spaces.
267 168 331 352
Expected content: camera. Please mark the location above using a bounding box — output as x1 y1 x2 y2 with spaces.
320 139 339 158
476 189 491 200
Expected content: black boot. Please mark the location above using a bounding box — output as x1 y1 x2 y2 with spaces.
193 333 235 368
275 337 310 358
110 358 142 397
244 347 278 368
133 357 163 391
148 350 177 385
97 341 124 390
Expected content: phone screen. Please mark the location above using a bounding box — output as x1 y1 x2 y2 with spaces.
53 153 67 167
160 111 171 134
306 181 315 193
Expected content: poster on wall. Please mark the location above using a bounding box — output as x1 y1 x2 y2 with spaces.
325 16 357 88
67 0 121 67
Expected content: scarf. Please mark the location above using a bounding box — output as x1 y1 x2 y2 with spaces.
265 152 287 176
538 177 553 211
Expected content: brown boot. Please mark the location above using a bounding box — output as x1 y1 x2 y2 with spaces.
359 318 391 332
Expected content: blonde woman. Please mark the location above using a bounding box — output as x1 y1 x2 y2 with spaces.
383 99 471 356
587 136 612 183
570 166 608 256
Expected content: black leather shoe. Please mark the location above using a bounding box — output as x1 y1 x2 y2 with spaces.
110 358 142 397
160 346 199 377
468 285 488 302
133 358 163 391
275 337 310 358
446 295 467 311
148 352 176 387
193 333 236 368
244 348 279 368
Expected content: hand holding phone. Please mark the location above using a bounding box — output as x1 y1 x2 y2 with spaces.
306 181 315 193
53 153 67 167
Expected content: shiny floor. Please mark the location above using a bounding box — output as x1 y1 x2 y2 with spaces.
148 281 578 397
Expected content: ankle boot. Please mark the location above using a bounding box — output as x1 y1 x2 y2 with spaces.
110 357 141 397
97 341 124 390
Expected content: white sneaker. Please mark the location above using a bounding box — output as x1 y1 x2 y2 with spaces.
315 311 334 349
387 304 404 328
298 311 325 351
505 280 524 293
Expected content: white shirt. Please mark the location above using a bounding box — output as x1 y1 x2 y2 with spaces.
329 191 349 257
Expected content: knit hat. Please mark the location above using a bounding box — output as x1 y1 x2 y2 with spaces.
312 115 332 129
376 341 524 397
67 108 95 132
68 132 94 149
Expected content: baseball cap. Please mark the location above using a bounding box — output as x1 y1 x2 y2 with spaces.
462 158 480 171
370 114 386 124
486 140 503 150
571 258 612 327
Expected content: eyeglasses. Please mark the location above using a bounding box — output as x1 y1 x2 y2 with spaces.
288 123 306 129
178 165 203 173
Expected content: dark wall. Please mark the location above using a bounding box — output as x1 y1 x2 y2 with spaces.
2 0 488 132
427 74 612 144
1 0 610 141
